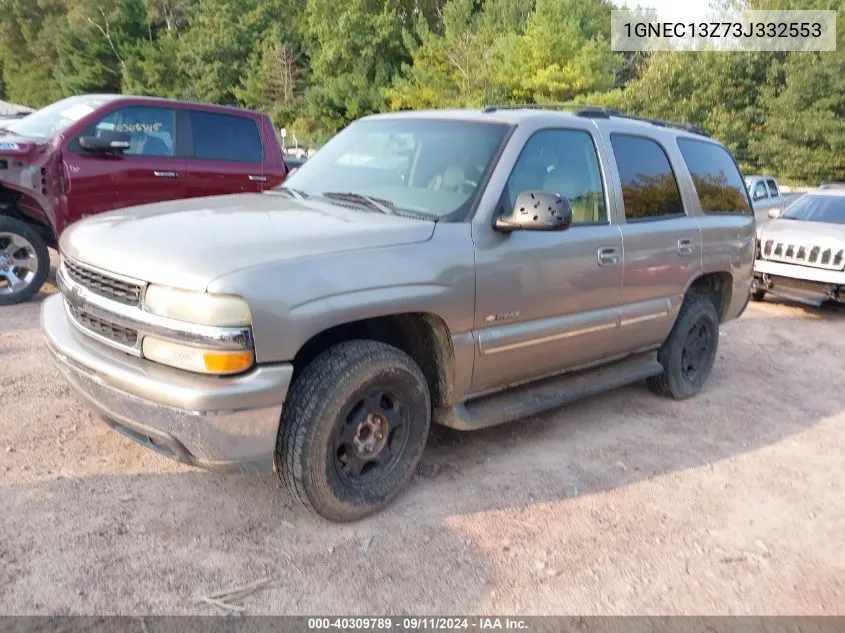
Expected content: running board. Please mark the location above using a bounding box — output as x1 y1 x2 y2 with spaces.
435 351 664 431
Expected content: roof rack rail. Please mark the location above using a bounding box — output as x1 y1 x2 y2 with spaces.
481 103 709 137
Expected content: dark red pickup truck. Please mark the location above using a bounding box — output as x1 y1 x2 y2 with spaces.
0 94 288 304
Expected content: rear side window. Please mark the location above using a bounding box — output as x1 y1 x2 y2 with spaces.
189 111 263 163
610 134 685 221
677 138 753 215
766 179 779 197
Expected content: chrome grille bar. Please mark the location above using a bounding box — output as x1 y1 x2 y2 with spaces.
762 239 845 271
62 256 144 305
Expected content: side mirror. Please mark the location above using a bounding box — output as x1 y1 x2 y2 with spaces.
495 191 573 233
768 208 782 219
78 131 131 154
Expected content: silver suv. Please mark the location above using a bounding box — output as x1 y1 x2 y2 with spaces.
41 106 756 521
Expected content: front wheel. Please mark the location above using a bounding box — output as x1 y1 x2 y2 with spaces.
276 340 431 522
0 216 50 306
647 294 720 400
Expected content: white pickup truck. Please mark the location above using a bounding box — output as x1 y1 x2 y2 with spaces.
745 175 803 221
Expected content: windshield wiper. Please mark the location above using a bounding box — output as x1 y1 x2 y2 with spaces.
321 191 396 215
275 186 309 200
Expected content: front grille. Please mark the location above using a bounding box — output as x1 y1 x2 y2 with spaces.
762 239 845 271
68 304 139 348
63 258 142 305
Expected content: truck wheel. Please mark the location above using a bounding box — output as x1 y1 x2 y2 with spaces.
277 340 431 522
0 216 50 306
647 294 720 400
751 288 767 302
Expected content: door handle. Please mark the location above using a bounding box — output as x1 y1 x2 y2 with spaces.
597 246 620 267
153 171 178 178
249 175 268 182
677 238 695 257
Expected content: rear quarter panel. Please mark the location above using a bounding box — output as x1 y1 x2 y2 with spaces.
676 141 756 321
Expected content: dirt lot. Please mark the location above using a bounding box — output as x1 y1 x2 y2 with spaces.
2 256 844 615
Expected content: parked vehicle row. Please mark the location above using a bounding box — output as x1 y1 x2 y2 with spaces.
39 104 756 521
0 95 289 304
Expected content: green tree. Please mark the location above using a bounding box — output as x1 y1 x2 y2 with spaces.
0 0 67 107
303 0 408 131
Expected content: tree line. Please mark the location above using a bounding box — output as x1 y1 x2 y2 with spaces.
0 0 842 183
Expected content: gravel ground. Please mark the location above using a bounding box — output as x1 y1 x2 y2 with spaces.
1 254 844 615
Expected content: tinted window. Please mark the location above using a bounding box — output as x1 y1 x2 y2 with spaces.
505 129 607 224
284 118 511 220
77 106 176 157
782 195 845 225
611 134 684 221
766 179 779 197
190 111 263 163
677 138 752 215
753 181 768 200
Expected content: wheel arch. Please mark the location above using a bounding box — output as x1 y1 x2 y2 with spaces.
684 271 734 322
290 312 456 409
0 185 56 248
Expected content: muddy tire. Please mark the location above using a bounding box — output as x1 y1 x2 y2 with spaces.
276 340 431 522
0 216 50 306
647 294 720 400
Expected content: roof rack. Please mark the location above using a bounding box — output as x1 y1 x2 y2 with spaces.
481 103 709 137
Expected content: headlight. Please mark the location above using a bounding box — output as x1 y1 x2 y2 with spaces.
142 337 254 375
144 285 251 326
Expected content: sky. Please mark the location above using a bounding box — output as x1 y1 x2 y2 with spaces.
616 0 718 23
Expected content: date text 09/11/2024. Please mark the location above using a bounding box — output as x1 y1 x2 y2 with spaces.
306 617 530 630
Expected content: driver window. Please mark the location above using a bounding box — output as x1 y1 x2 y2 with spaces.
505 129 607 225
753 181 768 200
86 106 176 157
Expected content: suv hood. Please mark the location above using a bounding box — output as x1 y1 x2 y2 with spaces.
59 192 436 291
759 218 845 245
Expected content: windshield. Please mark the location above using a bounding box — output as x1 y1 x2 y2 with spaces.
781 195 845 225
282 118 512 220
4 95 118 140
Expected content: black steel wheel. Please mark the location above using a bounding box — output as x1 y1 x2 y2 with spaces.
277 340 431 522
647 293 720 400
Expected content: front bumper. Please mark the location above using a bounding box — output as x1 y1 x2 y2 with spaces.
41 293 293 474
753 259 845 304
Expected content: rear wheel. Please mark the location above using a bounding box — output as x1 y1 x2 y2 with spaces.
277 340 431 522
647 294 720 400
0 216 50 306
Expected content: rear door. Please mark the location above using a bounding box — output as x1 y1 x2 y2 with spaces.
606 132 702 355
62 104 185 224
183 110 266 198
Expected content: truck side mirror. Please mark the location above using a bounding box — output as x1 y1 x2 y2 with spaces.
494 191 573 233
78 131 131 154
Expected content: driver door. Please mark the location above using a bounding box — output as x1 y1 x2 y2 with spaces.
470 128 624 395
62 105 186 225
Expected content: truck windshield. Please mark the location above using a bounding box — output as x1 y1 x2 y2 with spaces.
4 95 118 140
781 195 845 225
282 118 512 220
